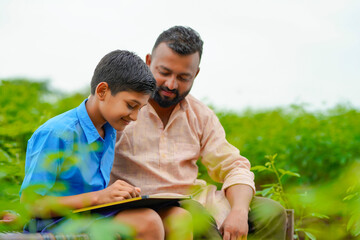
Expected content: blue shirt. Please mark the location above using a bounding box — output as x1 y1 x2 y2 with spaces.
20 99 116 197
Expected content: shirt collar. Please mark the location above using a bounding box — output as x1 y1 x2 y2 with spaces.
179 95 190 111
77 99 115 144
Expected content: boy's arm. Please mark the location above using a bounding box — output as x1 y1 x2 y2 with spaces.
21 180 141 218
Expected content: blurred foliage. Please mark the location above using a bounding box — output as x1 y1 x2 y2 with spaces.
214 104 360 186
1 79 360 239
200 101 360 239
0 79 88 231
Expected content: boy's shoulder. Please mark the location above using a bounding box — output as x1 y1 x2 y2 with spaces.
33 107 80 141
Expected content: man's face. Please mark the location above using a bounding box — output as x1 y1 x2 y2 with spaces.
146 43 200 108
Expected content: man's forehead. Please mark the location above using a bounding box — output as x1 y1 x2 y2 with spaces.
152 43 200 62
151 43 200 72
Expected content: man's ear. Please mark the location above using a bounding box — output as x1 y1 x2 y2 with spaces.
96 82 109 101
195 67 200 78
145 54 152 67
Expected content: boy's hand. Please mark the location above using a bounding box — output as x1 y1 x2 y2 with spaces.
96 180 141 205
0 212 19 224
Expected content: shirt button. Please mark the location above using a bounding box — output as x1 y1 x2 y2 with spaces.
161 153 166 158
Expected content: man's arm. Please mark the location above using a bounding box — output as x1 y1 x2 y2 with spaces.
220 184 253 239
21 180 141 218
198 107 255 239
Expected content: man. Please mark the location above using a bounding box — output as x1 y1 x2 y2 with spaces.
111 26 287 239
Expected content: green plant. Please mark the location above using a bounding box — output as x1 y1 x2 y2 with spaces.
251 154 299 209
251 154 331 240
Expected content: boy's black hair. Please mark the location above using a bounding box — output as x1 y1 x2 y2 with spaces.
152 26 204 60
91 50 156 95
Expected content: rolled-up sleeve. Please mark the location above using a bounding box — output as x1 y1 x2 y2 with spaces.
200 112 255 193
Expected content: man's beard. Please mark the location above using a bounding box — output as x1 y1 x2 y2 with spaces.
152 86 190 108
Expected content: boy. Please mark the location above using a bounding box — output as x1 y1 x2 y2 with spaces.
19 50 164 239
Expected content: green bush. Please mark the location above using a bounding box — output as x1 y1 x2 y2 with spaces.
215 105 360 186
2 79 360 238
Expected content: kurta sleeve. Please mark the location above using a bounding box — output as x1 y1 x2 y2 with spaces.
199 111 255 193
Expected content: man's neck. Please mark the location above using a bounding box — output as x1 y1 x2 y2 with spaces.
149 99 176 128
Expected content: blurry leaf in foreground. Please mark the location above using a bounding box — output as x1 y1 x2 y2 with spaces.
54 216 134 240
347 213 360 237
304 230 317 240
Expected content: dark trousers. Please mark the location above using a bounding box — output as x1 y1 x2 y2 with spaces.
180 197 287 240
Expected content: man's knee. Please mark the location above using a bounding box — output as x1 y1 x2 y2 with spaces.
180 200 222 239
180 199 213 219
161 206 193 221
250 197 287 223
115 208 164 240
138 209 164 239
157 206 193 239
249 197 287 239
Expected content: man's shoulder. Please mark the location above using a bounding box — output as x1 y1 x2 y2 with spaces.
185 94 217 117
185 94 212 110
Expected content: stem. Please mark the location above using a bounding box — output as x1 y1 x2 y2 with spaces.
270 157 289 209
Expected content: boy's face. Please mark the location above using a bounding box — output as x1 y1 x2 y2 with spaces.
99 89 150 131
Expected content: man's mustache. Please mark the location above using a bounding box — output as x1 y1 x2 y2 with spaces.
159 86 177 94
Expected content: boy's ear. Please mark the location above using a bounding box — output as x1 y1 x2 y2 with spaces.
96 82 109 100
145 54 151 67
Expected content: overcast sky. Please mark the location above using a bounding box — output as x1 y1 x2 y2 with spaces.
1 0 359 111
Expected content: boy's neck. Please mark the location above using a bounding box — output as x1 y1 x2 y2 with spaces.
85 96 107 139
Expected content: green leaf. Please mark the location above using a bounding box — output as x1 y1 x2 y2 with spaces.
304 231 317 240
347 214 360 236
260 183 277 188
278 169 300 177
251 165 274 173
347 185 355 193
343 193 359 201
251 165 267 171
260 187 274 197
308 213 330 219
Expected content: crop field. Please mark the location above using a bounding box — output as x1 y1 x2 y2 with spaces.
1 79 359 239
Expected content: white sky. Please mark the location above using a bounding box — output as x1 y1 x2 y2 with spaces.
1 0 359 111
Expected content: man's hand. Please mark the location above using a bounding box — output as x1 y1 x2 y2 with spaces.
220 208 249 240
222 184 254 240
96 180 141 205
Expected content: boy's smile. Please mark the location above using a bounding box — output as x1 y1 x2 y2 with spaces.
100 90 150 131
86 82 151 138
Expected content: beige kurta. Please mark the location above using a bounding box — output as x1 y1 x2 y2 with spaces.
110 94 255 226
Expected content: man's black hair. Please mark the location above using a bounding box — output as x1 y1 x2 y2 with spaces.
152 26 204 60
91 50 156 95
